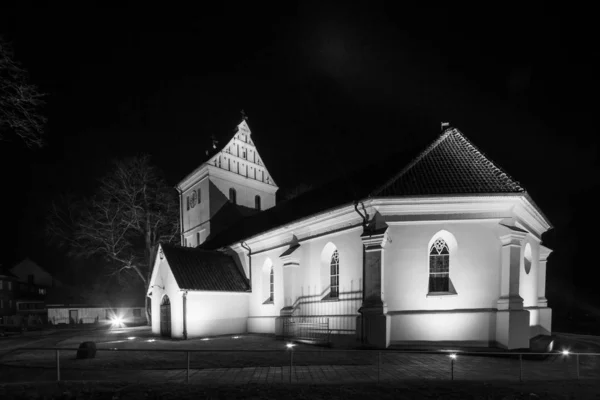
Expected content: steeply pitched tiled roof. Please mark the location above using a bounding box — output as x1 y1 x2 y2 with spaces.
372 128 524 196
202 126 530 250
161 243 250 292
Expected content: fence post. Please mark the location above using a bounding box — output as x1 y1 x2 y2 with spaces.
576 354 580 380
186 351 190 384
519 354 523 383
377 352 381 383
56 349 60 382
289 350 293 383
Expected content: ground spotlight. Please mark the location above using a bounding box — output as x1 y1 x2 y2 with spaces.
201 338 210 341
147 339 156 343
449 354 457 359
561 349 570 355
127 337 136 340
286 343 296 349
232 336 240 339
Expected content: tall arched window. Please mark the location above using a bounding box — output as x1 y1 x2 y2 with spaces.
429 238 450 292
269 267 274 302
330 250 340 298
255 195 261 210
229 188 237 204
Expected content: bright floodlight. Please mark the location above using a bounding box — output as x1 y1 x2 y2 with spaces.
562 349 570 355
111 316 124 327
286 343 296 349
449 354 457 359
127 336 136 340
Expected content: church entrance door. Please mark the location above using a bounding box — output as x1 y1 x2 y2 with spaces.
160 295 171 338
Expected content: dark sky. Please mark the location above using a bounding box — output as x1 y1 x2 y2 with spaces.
0 4 598 299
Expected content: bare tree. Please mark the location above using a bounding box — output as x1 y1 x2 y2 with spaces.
47 154 179 323
0 37 47 148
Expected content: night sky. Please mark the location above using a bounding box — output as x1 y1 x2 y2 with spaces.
0 4 598 309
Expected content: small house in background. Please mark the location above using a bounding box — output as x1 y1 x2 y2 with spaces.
46 287 146 326
10 258 63 322
0 266 19 322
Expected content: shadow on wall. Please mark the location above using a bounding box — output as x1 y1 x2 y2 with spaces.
205 180 260 243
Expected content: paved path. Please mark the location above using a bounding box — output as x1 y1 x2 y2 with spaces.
1 352 597 384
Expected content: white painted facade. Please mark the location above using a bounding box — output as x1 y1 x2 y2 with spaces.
231 196 552 349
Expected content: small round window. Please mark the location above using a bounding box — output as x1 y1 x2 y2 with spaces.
523 243 532 275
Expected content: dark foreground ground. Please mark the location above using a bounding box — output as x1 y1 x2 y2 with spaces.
1 380 599 400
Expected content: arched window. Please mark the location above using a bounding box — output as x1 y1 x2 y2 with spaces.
229 188 237 204
330 250 340 298
429 238 450 292
269 267 274 302
255 195 261 210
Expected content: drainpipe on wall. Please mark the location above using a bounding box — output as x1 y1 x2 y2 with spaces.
241 241 252 290
354 200 369 345
177 188 184 246
182 290 188 340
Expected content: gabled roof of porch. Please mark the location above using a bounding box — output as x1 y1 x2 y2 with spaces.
161 243 250 292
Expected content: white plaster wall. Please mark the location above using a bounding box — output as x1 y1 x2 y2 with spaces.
182 178 210 240
150 257 183 338
390 311 497 344
185 292 249 337
244 228 363 335
385 222 502 311
246 251 284 333
519 240 538 308
384 222 502 343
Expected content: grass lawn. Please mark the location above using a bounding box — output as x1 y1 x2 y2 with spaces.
1 380 599 399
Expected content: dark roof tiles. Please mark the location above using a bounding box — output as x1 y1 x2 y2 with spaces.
161 243 250 292
372 128 524 196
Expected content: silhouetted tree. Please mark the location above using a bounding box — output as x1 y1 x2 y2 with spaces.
47 154 179 323
0 37 46 148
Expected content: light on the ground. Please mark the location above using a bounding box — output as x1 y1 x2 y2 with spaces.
286 343 296 349
232 336 240 339
147 339 156 343
201 338 210 341
562 349 570 355
127 337 136 340
449 354 457 359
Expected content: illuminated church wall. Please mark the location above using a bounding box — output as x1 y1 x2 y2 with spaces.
150 257 184 338
383 221 503 345
185 291 249 338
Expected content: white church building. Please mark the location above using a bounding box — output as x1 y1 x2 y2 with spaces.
148 117 552 349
